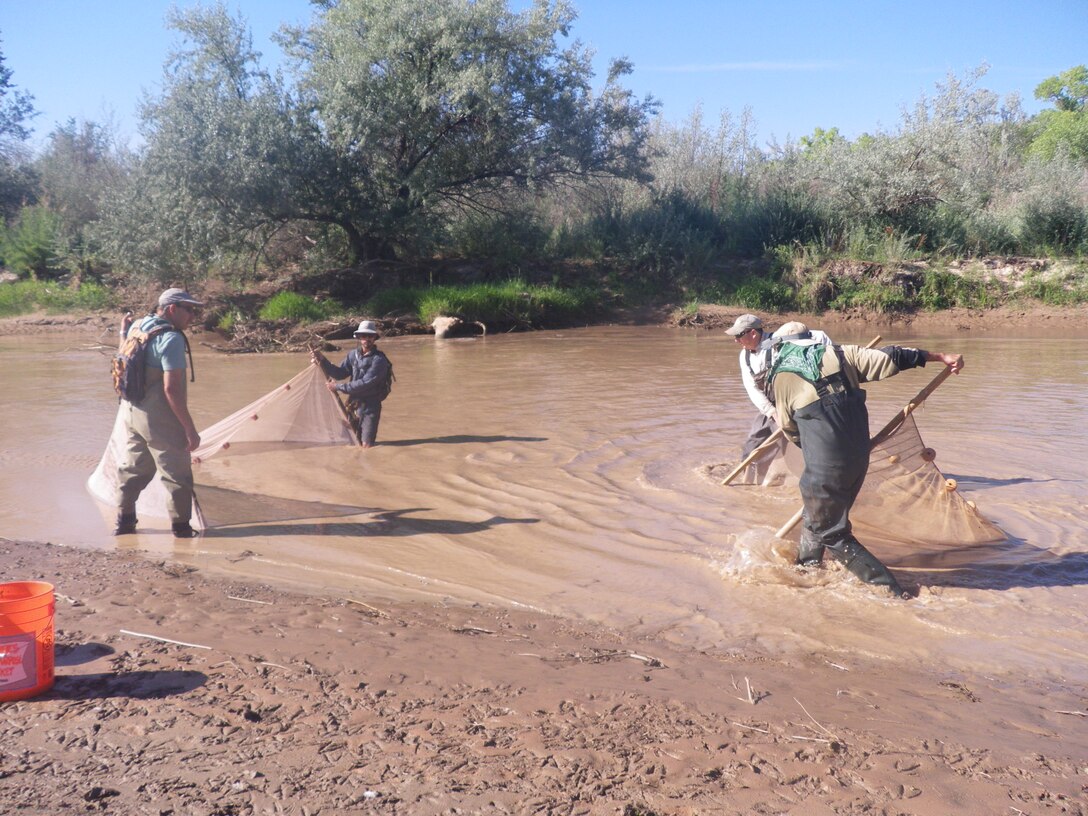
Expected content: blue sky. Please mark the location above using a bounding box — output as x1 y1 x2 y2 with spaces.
2 0 1085 151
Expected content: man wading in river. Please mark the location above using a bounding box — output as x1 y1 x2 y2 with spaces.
311 320 393 448
726 314 831 484
768 322 964 597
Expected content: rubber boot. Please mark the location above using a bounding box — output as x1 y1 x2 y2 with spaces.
172 521 197 539
796 528 825 567
832 539 906 598
113 513 137 535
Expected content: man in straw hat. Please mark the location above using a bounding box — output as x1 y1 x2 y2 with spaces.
767 321 964 598
725 314 830 484
311 320 394 448
114 287 204 538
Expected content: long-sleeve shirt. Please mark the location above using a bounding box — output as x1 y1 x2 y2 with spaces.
317 347 392 404
739 329 831 418
773 344 928 444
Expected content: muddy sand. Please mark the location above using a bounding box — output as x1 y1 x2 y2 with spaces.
2 305 1088 814
3 538 1087 815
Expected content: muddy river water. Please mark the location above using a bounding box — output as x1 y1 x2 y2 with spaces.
2 325 1086 687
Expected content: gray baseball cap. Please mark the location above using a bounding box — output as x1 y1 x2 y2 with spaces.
724 314 763 336
158 288 205 308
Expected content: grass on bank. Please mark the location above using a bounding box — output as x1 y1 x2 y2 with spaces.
0 279 113 317
365 280 600 328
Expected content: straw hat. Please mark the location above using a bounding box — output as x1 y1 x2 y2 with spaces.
772 321 820 346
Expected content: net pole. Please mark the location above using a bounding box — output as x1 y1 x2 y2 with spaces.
722 335 882 486
774 357 954 540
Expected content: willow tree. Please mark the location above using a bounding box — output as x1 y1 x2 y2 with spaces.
129 0 655 267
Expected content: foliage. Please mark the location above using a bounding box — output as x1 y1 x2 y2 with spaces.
729 277 796 311
0 279 111 317
415 280 598 327
0 42 38 221
916 268 998 310
33 119 128 280
123 0 656 269
828 278 911 313
1027 110 1088 162
1034 65 1088 113
258 291 342 321
1015 266 1088 305
2 205 60 278
1028 66 1088 162
0 41 35 153
446 209 552 268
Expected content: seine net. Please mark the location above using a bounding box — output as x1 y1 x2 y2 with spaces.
778 410 1006 557
87 365 359 530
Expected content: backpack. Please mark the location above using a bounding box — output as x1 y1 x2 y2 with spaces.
378 352 395 401
112 323 177 404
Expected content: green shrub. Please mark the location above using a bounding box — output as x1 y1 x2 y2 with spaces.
416 280 598 327
365 286 425 317
828 279 911 313
447 211 551 267
258 291 341 321
2 206 61 279
918 268 999 310
1016 269 1088 305
1018 198 1088 255
729 277 796 311
0 280 113 317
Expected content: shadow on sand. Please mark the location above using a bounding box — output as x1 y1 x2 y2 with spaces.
204 507 539 539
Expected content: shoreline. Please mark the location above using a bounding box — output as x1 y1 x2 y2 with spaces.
3 537 1086 813
3 300 1088 342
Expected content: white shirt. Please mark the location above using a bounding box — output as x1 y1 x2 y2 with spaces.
738 329 832 418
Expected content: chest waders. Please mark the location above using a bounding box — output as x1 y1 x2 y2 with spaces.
783 347 905 596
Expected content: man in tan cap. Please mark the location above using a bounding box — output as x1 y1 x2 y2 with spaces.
767 322 964 598
725 314 830 483
311 320 393 447
114 288 204 538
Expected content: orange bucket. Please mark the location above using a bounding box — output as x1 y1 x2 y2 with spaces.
0 582 55 702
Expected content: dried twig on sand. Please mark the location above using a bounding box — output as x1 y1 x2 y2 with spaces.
345 597 389 618
227 595 272 605
794 697 838 741
451 626 496 635
119 629 211 650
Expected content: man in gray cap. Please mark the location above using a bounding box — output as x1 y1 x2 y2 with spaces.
725 314 830 483
767 321 964 598
311 319 393 448
114 288 204 537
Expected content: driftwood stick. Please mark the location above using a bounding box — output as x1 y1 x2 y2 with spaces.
119 629 211 650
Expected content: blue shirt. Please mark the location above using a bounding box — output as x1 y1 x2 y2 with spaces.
131 315 185 371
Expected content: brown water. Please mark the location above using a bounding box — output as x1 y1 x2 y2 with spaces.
2 327 1086 686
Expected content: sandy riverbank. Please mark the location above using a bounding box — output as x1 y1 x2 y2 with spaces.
1 539 1086 814
3 300 1088 340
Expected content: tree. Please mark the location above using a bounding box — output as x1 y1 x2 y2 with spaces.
0 38 35 152
1034 65 1088 112
133 0 656 266
35 119 128 279
1029 65 1088 161
0 38 38 221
